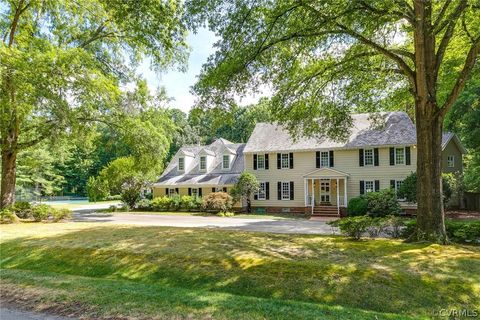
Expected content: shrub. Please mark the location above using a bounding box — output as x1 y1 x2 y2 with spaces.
366 189 401 217
136 199 152 211
106 195 122 201
216 211 235 217
401 219 480 244
107 205 118 212
347 196 368 216
382 215 406 238
203 192 233 213
328 216 372 240
11 201 32 219
31 204 51 222
86 176 110 202
366 217 384 238
169 194 182 211
1 208 19 224
397 172 455 204
151 197 171 211
180 195 201 211
52 208 72 222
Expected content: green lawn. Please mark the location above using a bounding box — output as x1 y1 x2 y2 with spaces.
1 223 479 319
121 210 306 220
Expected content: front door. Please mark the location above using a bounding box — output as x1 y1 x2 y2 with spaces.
320 179 331 204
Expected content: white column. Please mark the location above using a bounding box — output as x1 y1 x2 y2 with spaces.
336 178 340 215
311 179 315 213
304 178 307 206
344 178 347 207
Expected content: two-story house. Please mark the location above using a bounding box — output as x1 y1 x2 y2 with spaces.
153 112 466 216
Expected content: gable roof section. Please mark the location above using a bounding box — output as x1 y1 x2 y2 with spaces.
245 111 466 153
155 138 245 187
442 132 467 154
303 167 350 178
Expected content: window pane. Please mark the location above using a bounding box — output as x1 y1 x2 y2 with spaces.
395 148 405 164
281 154 289 168
395 180 403 191
192 188 198 197
282 182 290 200
257 154 265 169
320 151 329 167
365 181 374 193
223 155 229 169
258 182 266 200
447 155 454 167
364 149 373 165
169 189 175 196
200 157 206 170
178 158 184 170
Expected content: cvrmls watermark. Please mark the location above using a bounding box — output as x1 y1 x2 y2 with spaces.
432 309 478 318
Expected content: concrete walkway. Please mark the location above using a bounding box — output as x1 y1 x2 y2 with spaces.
0 307 71 320
72 212 338 235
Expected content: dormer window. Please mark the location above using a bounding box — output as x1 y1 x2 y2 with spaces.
200 156 207 171
178 157 185 171
222 154 230 169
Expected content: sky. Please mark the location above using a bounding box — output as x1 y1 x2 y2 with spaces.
136 28 267 113
136 28 216 113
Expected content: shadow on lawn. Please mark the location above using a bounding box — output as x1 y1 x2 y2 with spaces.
1 225 479 317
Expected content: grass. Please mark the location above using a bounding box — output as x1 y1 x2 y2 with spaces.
1 223 479 319
117 210 306 220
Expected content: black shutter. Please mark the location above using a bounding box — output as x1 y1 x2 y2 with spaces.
375 180 380 192
390 180 396 189
198 188 202 197
175 188 179 194
405 147 411 165
254 193 258 200
390 147 395 165
329 150 334 167
289 153 294 169
359 149 364 167
277 182 281 200
266 182 270 200
188 188 191 196
253 154 257 170
265 154 269 170
212 187 216 193
316 151 321 168
360 181 365 195
277 154 281 169
290 181 294 200
223 187 227 192
165 188 169 196
374 148 379 166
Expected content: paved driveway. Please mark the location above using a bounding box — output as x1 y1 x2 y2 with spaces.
72 212 337 235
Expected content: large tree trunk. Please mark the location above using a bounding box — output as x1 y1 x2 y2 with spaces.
1 146 17 208
414 107 447 243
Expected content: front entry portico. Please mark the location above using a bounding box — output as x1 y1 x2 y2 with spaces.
303 167 349 215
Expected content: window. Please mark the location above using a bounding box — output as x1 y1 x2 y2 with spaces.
281 153 289 169
169 188 176 197
178 157 185 171
364 149 374 166
257 154 265 169
395 180 403 191
320 151 329 167
222 155 230 169
447 155 455 168
395 148 405 165
365 181 374 193
191 188 198 197
258 182 266 200
281 182 290 200
200 156 207 171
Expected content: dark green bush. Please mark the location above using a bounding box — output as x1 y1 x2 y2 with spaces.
180 195 202 211
31 204 51 221
11 201 32 219
401 219 480 244
366 189 401 217
328 216 372 240
397 172 455 204
347 196 368 216
169 194 182 211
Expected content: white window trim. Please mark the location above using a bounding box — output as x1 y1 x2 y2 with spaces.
320 151 330 168
447 155 455 168
281 181 290 200
280 153 290 169
178 157 185 171
394 147 406 165
222 154 230 170
363 149 374 166
199 156 207 171
257 182 266 200
364 180 375 194
191 188 198 197
392 179 405 200
257 154 266 170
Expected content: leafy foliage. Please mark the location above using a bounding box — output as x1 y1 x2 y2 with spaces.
403 219 480 244
231 172 260 213
365 189 401 217
397 172 457 205
86 176 110 202
346 197 368 216
202 192 234 213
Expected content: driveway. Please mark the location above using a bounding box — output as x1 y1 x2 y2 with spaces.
0 307 71 320
72 212 337 235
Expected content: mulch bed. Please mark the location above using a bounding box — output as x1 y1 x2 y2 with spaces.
446 210 480 220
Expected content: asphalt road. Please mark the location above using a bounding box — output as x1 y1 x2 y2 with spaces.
72 212 337 235
0 307 72 320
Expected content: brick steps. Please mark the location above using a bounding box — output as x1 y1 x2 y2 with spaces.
311 205 340 217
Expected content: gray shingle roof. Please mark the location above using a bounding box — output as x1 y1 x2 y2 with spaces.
155 138 245 187
244 112 420 153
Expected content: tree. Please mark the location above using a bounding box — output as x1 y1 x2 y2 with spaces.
86 176 110 202
231 172 260 213
186 0 480 242
398 172 454 205
0 0 187 208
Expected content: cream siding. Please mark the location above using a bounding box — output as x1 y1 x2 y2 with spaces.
246 147 417 207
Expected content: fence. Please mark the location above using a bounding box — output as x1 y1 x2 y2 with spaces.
464 192 480 211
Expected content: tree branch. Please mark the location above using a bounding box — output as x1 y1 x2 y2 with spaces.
357 0 414 24
439 34 480 117
433 0 453 32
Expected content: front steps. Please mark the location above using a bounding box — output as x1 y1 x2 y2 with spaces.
311 205 340 217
